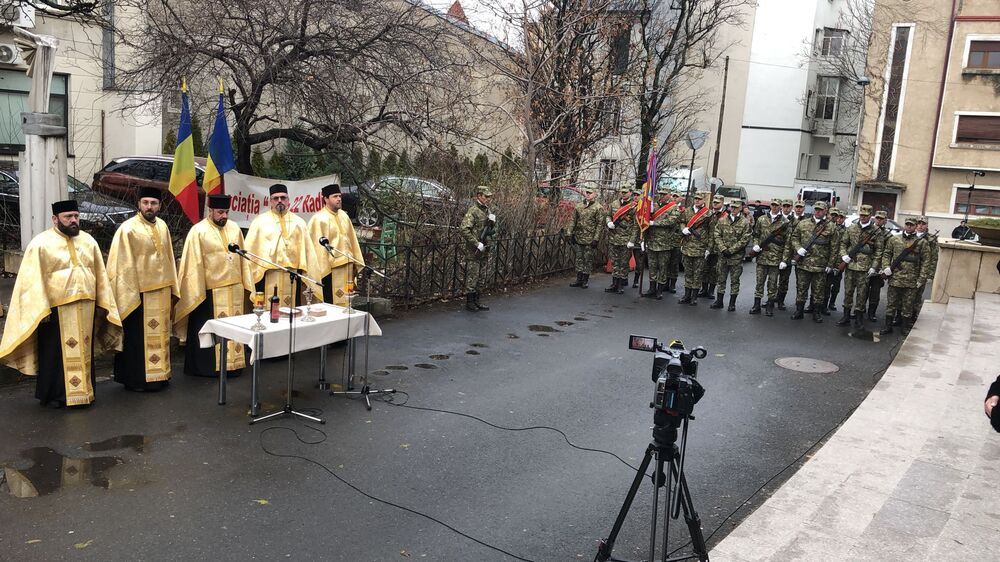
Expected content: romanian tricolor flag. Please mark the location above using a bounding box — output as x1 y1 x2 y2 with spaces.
636 140 656 236
167 79 200 224
204 79 235 195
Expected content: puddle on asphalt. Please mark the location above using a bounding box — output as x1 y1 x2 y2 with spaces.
83 435 149 453
507 333 519 339
555 321 574 326
528 325 560 333
3 447 122 498
470 343 489 348
370 370 390 376
574 317 588 321
385 365 409 371
466 350 480 355
429 354 450 360
414 363 438 369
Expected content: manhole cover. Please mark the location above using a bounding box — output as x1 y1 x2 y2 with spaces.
774 357 839 374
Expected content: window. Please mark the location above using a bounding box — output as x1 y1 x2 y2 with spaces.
605 97 623 134
955 115 1000 144
599 159 616 188
821 28 847 57
954 188 1000 216
968 41 1000 70
814 77 840 120
819 155 831 170
0 70 69 155
611 32 629 76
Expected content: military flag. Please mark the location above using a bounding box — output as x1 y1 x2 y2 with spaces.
204 79 236 195
635 140 656 236
167 79 200 223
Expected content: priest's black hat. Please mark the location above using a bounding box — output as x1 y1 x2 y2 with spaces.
208 194 231 210
322 184 341 197
138 186 162 201
51 199 78 215
269 184 289 196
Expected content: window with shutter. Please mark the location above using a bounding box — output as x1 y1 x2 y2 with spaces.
968 41 1000 70
955 115 1000 144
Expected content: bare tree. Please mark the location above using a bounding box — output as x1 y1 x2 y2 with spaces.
4 0 102 20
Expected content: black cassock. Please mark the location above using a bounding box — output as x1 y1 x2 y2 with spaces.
113 295 168 391
183 293 244 378
35 307 95 406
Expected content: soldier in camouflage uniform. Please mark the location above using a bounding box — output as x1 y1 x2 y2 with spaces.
642 187 683 299
823 207 848 315
678 191 714 305
461 186 497 311
776 199 806 310
836 204 884 328
879 217 933 336
605 186 639 294
711 198 753 311
665 190 685 292
749 200 788 316
699 195 726 298
567 186 604 289
912 216 938 321
866 210 892 321
785 200 837 322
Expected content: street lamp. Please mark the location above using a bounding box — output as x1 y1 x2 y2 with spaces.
962 170 987 238
848 76 871 211
684 129 708 206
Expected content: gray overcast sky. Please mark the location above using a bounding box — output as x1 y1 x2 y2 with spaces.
424 0 515 40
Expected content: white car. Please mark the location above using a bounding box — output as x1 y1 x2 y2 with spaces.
843 214 903 234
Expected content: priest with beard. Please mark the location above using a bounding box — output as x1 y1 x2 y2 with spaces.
244 184 311 307
174 194 254 376
307 184 365 305
106 187 179 391
0 200 122 407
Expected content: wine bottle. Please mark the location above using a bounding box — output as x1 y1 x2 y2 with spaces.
269 286 280 323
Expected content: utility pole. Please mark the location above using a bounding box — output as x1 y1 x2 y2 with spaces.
710 56 730 199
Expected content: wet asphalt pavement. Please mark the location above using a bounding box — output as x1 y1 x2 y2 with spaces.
0 269 904 561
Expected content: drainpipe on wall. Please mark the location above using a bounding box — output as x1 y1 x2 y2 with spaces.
920 0 958 215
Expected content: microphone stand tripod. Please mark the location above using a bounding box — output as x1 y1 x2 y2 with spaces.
229 244 325 425
320 240 395 410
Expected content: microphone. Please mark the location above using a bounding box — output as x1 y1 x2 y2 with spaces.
319 236 330 247
227 243 245 255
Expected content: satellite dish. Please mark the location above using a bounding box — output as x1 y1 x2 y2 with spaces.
686 130 709 151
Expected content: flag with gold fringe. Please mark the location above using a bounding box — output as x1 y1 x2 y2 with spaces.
167 79 200 223
204 79 235 195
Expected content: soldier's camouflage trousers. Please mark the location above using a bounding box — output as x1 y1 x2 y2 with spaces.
754 263 780 300
703 253 719 285
886 285 919 319
682 255 706 289
465 253 487 292
795 268 827 306
667 248 681 280
716 257 744 295
647 250 669 283
609 244 632 278
777 264 792 294
912 283 927 317
843 270 872 313
574 244 595 274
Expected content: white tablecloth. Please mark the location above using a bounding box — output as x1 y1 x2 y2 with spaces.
198 303 381 362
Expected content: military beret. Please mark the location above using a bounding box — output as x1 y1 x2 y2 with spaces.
859 204 873 215
915 215 927 224
904 216 917 225
874 210 888 219
52 199 78 214
813 201 829 211
476 185 494 196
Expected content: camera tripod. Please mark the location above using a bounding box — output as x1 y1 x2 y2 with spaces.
595 415 709 562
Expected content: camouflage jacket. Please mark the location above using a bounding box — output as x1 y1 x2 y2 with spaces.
838 222 884 272
787 217 837 272
780 213 805 262
882 232 932 288
644 202 683 251
606 202 639 246
918 233 939 282
752 213 789 266
460 202 494 253
712 212 752 260
680 206 715 257
568 200 605 245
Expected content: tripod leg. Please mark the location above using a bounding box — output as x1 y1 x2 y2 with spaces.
661 453 674 562
675 468 709 562
650 449 663 562
595 443 656 562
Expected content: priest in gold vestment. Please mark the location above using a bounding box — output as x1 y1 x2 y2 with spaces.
307 184 365 305
105 187 179 391
0 200 122 407
244 184 310 307
174 194 254 376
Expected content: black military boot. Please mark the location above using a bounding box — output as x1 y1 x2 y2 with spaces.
667 278 677 293
569 272 584 287
580 274 589 288
853 310 864 329
710 293 725 309
474 293 489 311
879 314 894 335
791 302 805 320
765 300 775 317
698 282 710 298
804 298 814 314
836 309 851 326
688 288 698 306
641 281 658 298
605 277 620 293
776 292 787 311
867 302 878 323
749 297 762 315
632 270 640 288
654 283 664 300
707 283 717 298
728 294 738 312
678 287 693 304
813 305 824 323
901 316 913 335
465 293 478 312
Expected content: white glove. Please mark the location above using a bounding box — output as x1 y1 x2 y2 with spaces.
476 242 485 252
682 227 691 236
752 244 761 253
883 267 892 276
825 267 832 274
868 268 876 276
842 255 851 264
487 213 496 222
607 221 616 229
797 247 807 257
648 220 656 226
626 241 635 249
705 250 710 258
779 261 787 270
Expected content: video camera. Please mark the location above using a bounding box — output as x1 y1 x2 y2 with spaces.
629 335 706 419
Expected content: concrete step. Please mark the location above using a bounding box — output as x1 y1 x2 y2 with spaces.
709 295 991 561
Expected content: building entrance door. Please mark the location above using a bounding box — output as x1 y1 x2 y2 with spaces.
862 191 898 219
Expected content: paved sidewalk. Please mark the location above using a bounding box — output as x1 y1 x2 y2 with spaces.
711 292 1000 561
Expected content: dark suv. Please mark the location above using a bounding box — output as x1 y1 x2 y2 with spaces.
92 156 207 223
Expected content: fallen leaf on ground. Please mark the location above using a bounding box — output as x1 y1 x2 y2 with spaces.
74 540 93 549
400 550 411 557
254 499 269 505
26 539 41 544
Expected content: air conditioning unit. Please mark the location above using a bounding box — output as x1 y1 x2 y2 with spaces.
0 43 23 66
1 4 35 29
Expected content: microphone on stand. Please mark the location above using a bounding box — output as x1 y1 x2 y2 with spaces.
319 236 330 247
228 243 246 255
